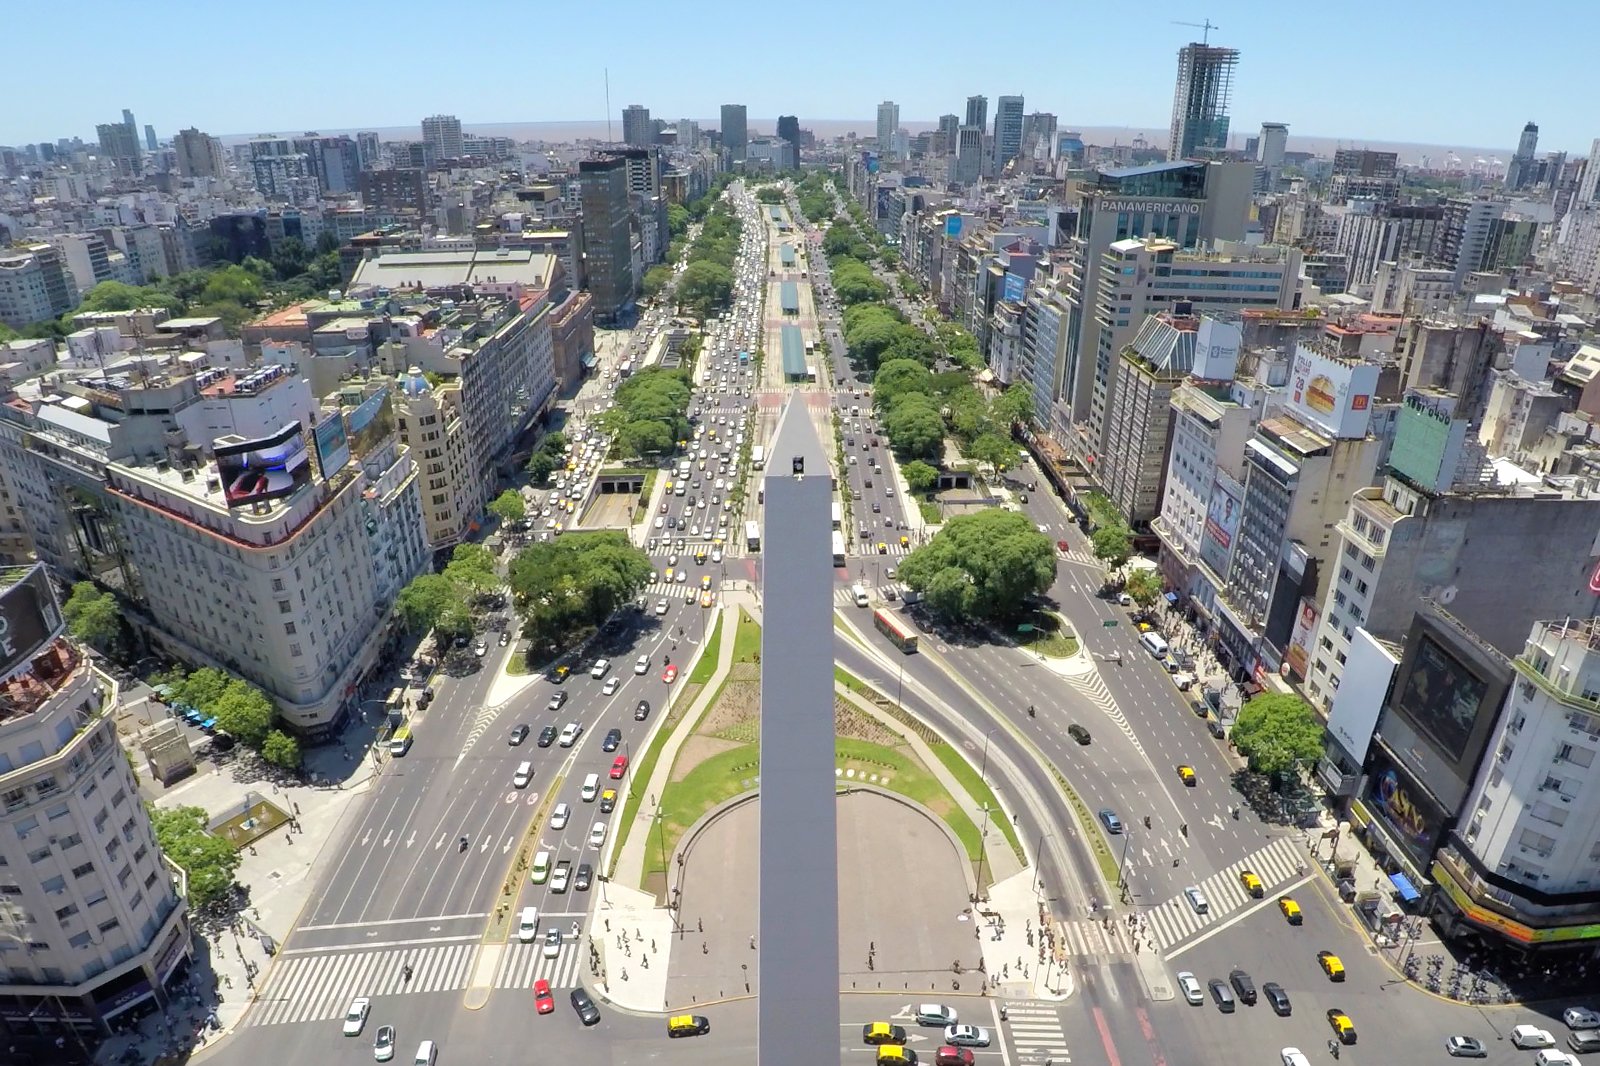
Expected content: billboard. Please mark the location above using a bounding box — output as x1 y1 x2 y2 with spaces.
1284 598 1319 680
1326 629 1398 763
875 187 891 220
312 413 351 480
345 387 395 460
1285 344 1380 439
1364 748 1450 865
945 215 963 238
1197 471 1244 576
0 564 65 682
214 423 311 508
1393 633 1490 761
1002 272 1026 304
1192 316 1243 381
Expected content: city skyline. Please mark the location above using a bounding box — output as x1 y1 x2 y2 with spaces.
8 0 1599 153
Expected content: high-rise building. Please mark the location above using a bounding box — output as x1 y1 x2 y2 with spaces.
776 115 800 151
143 123 157 151
356 131 382 170
876 101 899 156
965 95 988 131
721 104 749 163
579 155 634 320
1021 112 1058 160
993 95 1025 167
676 119 701 151
421 114 464 161
1168 42 1239 161
359 169 430 212
95 120 142 176
173 127 226 179
0 244 77 327
954 127 984 185
622 105 653 147
938 114 960 155
1505 121 1539 191
1258 122 1288 168
0 567 194 1048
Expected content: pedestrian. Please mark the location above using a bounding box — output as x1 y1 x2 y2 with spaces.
650 939 656 953
604 918 610 933
703 942 708 954
750 935 756 949
697 918 703 933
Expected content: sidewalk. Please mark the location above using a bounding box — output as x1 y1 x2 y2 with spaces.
96 741 376 1064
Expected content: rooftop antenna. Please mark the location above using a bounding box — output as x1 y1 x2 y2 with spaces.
604 68 612 143
1172 18 1220 44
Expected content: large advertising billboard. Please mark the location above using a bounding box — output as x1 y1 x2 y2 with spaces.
1285 345 1380 439
1364 748 1450 866
312 413 351 480
1192 316 1243 381
1327 629 1398 763
345 387 395 460
214 423 311 508
1197 471 1244 576
1393 633 1490 761
1002 272 1026 304
0 565 65 682
945 215 963 238
1284 598 1319 680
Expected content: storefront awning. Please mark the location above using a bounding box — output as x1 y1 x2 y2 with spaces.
1389 871 1422 903
1164 591 1180 605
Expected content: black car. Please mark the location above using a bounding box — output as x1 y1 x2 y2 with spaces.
1229 969 1257 1005
570 987 601 1026
509 724 530 746
537 725 557 748
602 728 622 752
1067 724 1091 744
1263 981 1291 1016
574 863 593 891
634 699 651 721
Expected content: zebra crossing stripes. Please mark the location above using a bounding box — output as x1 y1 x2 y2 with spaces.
493 941 585 990
1056 916 1127 958
1057 547 1099 568
1004 1001 1071 1064
1140 836 1307 952
245 942 478 1028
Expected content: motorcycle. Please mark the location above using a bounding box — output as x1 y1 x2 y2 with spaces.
458 836 469 852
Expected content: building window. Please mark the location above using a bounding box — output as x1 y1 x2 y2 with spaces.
27 847 51 863
68 931 92 949
98 918 120 934
71 862 94 879
54 903 78 920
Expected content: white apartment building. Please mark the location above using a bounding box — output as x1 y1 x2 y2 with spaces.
393 368 480 549
0 569 191 1037
1431 616 1600 946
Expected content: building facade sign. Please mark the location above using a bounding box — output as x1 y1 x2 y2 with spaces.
1096 199 1203 215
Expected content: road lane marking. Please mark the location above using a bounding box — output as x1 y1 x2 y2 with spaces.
298 912 489 932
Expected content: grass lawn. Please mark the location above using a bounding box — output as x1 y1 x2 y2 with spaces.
687 613 726 685
917 498 942 525
1014 610 1079 659
927 743 1025 863
731 609 762 663
504 652 529 677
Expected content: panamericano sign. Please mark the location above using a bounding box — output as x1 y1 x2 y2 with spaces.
1095 199 1203 215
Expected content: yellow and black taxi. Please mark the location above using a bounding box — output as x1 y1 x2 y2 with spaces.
667 1014 710 1038
876 1047 917 1065
1278 895 1303 925
1176 764 1196 786
864 1023 907 1046
1317 950 1346 981
1239 869 1264 898
1327 1008 1357 1044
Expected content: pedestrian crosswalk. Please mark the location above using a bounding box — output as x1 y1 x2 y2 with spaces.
832 584 907 607
1055 916 1128 957
1057 547 1099 568
1135 836 1308 952
243 939 587 1028
1005 1000 1072 1065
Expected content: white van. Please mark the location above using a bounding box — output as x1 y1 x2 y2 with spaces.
581 773 600 802
1140 631 1169 658
531 850 552 884
513 761 533 789
851 583 870 608
517 906 540 942
413 1040 437 1066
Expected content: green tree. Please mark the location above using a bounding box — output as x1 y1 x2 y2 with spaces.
171 667 231 712
488 490 526 525
678 260 734 317
62 582 120 648
883 394 945 459
991 384 1035 429
539 431 568 456
315 231 341 255
72 280 182 317
1230 694 1325 775
395 573 466 632
666 204 690 238
268 238 309 280
617 418 675 456
443 543 499 595
200 264 264 306
641 264 674 301
526 451 555 485
1125 568 1164 608
1091 525 1132 570
871 358 934 408
967 432 1017 472
755 187 784 204
151 806 241 908
210 680 274 747
260 729 301 770
897 509 1057 622
0 321 17 343
901 459 940 494
508 532 654 658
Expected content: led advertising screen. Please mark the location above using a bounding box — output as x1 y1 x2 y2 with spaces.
1002 272 1026 304
0 564 65 682
214 423 311 508
312 413 351 480
345 387 395 460
945 215 963 238
1364 748 1450 864
1393 634 1489 761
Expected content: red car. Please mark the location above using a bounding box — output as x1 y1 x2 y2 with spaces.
936 1047 975 1066
662 664 678 684
1056 539 1070 553
533 978 554 1014
609 755 629 780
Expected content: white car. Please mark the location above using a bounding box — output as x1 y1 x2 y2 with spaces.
1280 1050 1311 1066
634 654 650 674
656 599 670 615
342 996 371 1036
1512 1026 1556 1049
1177 971 1203 1005
373 1025 396 1062
559 722 582 748
543 927 563 959
589 821 609 848
589 658 610 679
943 1025 990 1048
550 802 571 830
601 677 621 695
517 906 540 942
1566 1008 1600 1030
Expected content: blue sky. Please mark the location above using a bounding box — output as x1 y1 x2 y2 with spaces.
9 0 1592 154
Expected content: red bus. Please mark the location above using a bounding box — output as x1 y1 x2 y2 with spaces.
873 609 918 654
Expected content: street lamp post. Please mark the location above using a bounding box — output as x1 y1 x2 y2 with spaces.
653 811 668 900
973 803 994 901
1116 830 1134 900
978 727 999 786
1032 832 1054 898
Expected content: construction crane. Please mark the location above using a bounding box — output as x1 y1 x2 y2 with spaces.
1172 18 1220 44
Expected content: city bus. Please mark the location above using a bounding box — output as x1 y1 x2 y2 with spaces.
745 520 761 552
830 531 847 567
830 501 843 530
873 609 919 654
619 359 634 378
751 446 766 470
739 350 750 365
